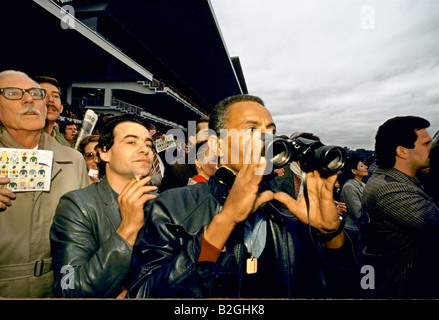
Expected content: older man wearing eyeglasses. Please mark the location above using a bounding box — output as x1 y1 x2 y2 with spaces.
0 70 88 298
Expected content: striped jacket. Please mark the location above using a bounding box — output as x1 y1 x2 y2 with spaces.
360 167 439 298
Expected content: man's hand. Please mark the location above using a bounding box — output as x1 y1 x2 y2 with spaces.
274 170 345 248
117 176 157 246
221 135 274 225
205 133 274 250
334 201 347 215
274 168 285 177
0 177 16 211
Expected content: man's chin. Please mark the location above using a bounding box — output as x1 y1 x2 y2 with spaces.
130 168 152 179
46 114 59 122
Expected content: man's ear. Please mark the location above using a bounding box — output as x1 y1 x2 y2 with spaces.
97 146 110 163
396 146 408 160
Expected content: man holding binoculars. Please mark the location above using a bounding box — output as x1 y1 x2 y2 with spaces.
127 94 359 298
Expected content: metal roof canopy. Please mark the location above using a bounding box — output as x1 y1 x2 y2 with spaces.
0 0 247 129
64 0 247 111
0 1 152 84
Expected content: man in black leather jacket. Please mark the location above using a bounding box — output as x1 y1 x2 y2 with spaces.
50 115 157 297
127 95 360 298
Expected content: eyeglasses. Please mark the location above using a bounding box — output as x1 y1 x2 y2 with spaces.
84 152 99 161
0 87 46 100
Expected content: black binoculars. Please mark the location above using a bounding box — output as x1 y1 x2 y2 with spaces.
214 134 347 190
261 134 346 173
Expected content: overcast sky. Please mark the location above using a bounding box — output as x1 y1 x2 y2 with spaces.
210 0 439 150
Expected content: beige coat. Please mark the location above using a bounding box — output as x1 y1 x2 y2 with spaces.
0 127 88 297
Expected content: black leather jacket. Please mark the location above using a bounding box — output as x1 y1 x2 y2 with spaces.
50 178 134 298
127 175 359 298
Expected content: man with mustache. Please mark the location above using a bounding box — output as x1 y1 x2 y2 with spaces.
0 70 88 297
50 114 157 298
33 76 70 147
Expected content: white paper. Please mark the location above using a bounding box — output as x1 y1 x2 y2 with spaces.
75 109 98 150
154 134 177 153
0 148 53 192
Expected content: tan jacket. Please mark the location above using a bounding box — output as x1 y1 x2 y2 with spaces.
0 127 88 297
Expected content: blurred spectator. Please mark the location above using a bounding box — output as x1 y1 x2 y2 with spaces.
59 121 77 147
340 155 369 231
187 140 216 184
159 117 210 192
33 76 70 147
188 116 209 150
146 122 163 187
362 155 377 184
77 134 100 184
0 70 88 297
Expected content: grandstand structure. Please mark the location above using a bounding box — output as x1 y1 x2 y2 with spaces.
0 0 248 132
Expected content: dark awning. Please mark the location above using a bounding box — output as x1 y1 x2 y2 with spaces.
0 0 247 130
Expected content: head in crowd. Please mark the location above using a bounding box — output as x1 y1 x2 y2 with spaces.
195 116 209 142
33 76 63 131
78 134 100 171
342 155 368 180
188 116 210 150
208 94 275 173
188 140 217 179
96 114 153 181
59 121 77 145
0 70 47 143
290 131 321 142
147 122 157 137
375 116 431 170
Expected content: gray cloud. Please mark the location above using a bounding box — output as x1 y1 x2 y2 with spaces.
211 0 439 150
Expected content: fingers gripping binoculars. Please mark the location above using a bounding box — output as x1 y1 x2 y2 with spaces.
261 134 346 173
214 134 347 190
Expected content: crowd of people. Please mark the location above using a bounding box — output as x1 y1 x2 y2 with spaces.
0 70 438 299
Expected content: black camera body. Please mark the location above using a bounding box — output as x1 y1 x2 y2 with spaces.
261 134 346 173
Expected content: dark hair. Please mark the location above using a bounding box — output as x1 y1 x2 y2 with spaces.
77 134 100 155
59 121 77 134
375 116 430 169
33 76 62 96
196 117 209 133
342 154 364 179
96 114 150 179
291 132 321 142
146 122 156 131
209 94 265 136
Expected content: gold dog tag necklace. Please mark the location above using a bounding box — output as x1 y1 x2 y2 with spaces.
244 209 266 274
246 236 258 274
